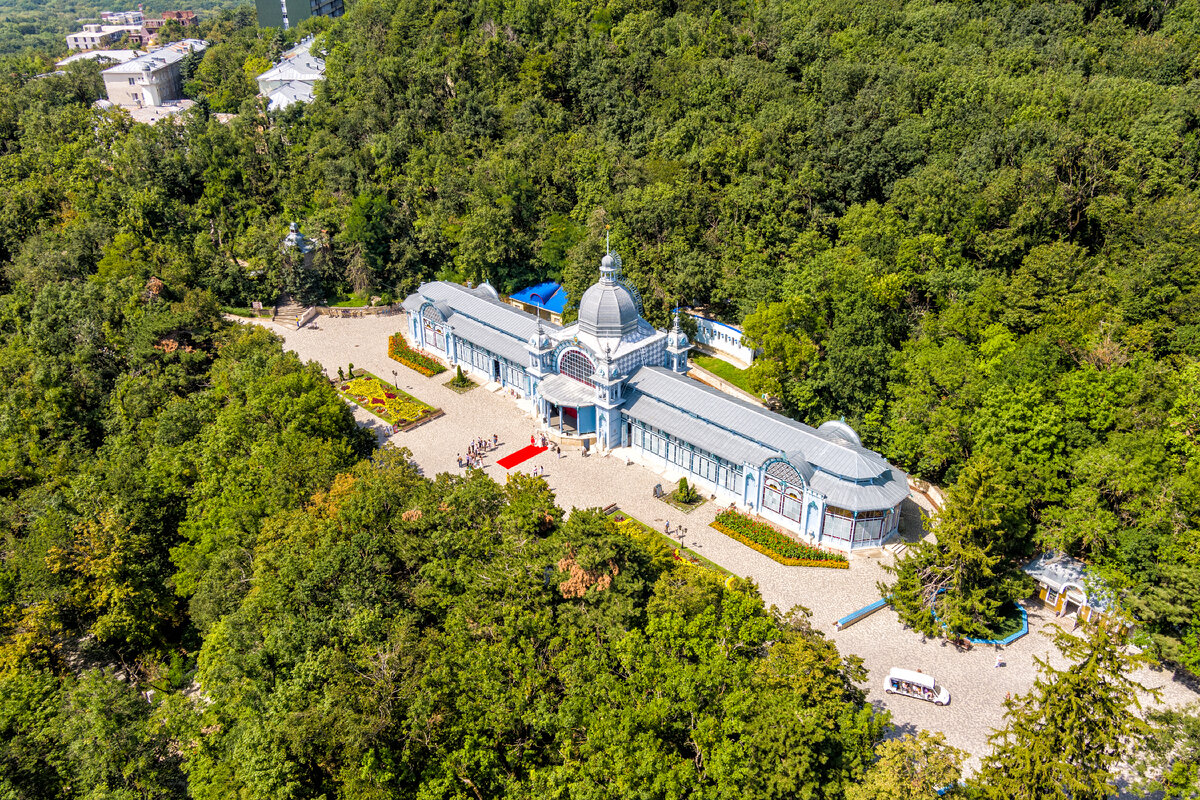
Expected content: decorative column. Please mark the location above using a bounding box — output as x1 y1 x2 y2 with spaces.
592 341 624 454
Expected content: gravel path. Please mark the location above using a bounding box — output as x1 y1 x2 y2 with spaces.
237 314 1200 774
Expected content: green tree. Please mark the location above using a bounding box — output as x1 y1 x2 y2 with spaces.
883 457 1031 638
972 617 1157 800
847 731 965 800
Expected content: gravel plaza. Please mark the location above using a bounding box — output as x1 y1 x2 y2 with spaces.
238 313 1200 774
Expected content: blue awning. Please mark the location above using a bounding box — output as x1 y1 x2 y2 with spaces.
509 281 567 315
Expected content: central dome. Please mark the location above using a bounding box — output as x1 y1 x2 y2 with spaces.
577 251 641 338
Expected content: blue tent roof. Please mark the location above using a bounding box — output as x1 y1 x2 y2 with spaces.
509 281 567 314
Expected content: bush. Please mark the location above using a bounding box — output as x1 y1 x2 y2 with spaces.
388 334 447 376
676 477 700 504
712 510 848 568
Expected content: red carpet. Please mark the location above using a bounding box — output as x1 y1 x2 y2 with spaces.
497 445 547 470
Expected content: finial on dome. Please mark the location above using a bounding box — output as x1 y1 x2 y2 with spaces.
603 341 612 359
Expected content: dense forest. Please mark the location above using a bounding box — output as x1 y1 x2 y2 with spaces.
1 0 1199 796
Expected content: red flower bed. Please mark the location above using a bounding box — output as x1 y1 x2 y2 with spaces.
388 334 446 376
712 510 849 568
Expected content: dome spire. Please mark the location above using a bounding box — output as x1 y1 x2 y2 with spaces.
599 225 622 284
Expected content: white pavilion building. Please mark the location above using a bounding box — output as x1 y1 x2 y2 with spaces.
402 250 908 551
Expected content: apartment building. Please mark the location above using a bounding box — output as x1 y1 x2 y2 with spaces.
66 23 145 51
101 39 207 108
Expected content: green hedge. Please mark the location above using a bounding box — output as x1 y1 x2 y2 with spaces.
712 510 849 568
388 334 447 376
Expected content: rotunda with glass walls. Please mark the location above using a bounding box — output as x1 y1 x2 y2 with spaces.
401 249 908 552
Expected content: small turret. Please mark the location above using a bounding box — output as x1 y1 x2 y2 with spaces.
665 311 691 373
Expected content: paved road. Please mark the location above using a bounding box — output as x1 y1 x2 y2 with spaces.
237 314 1200 773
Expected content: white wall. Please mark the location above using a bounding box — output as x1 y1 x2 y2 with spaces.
686 312 755 365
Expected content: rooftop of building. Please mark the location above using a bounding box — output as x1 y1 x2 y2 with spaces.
57 49 146 67
70 23 144 36
102 38 207 75
1023 552 1115 612
509 281 568 315
623 366 909 511
257 37 325 84
265 80 317 110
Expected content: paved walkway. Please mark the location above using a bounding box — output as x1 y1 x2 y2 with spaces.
235 314 1200 774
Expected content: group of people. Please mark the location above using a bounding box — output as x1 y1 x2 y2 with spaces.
457 434 499 469
531 431 549 448
891 679 934 702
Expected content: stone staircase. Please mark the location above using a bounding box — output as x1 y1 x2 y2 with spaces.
272 297 306 329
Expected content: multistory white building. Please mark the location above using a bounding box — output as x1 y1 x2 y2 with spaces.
100 39 207 108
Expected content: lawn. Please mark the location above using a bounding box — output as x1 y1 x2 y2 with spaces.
330 293 372 307
691 354 757 395
334 371 440 428
980 602 1026 641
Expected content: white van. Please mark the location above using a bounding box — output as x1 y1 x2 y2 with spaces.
884 668 951 706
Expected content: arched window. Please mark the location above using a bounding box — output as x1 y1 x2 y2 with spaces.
558 349 596 387
421 305 446 352
766 459 805 488
782 486 803 522
763 477 783 515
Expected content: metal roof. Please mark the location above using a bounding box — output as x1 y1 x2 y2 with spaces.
1023 552 1114 612
623 390 777 466
445 315 529 365
57 49 145 67
407 281 561 341
537 374 596 407
808 471 909 513
102 39 206 74
624 366 908 509
625 368 896 480
577 275 640 339
267 81 316 110
509 281 567 314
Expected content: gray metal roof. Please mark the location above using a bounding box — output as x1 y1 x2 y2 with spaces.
446 315 528 366
537 374 596 407
808 471 909 513
624 367 908 510
577 278 641 339
623 390 777 466
407 281 561 342
625 367 897 482
102 39 206 74
1023 552 1114 612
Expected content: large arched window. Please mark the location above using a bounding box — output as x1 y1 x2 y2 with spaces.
421 304 447 352
558 348 596 387
762 459 806 523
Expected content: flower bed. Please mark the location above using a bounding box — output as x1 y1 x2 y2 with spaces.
335 372 440 428
388 334 446 376
609 509 733 577
711 510 849 568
